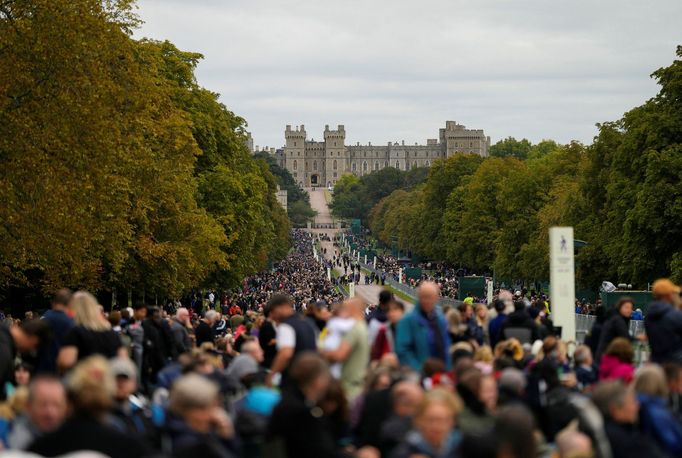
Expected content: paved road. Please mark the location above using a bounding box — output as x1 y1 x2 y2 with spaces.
307 189 411 307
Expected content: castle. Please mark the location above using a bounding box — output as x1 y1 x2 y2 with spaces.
283 121 490 188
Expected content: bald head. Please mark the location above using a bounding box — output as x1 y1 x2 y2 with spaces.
176 307 189 324
345 298 366 319
418 281 440 313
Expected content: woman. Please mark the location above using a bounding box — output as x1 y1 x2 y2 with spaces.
28 356 148 458
596 298 633 360
633 365 682 456
598 337 635 383
474 304 489 346
58 291 124 371
391 389 462 458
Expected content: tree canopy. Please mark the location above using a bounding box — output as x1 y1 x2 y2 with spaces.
0 0 290 307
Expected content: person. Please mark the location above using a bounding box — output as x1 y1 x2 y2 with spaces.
664 362 682 420
28 356 150 458
306 299 331 334
195 309 219 347
141 306 177 383
57 291 123 371
591 380 666 458
371 300 404 361
555 429 593 458
266 352 347 457
225 339 264 385
108 357 158 448
164 373 238 458
596 298 634 360
0 319 51 399
8 376 67 449
170 307 192 354
632 364 682 456
367 290 394 346
266 293 317 387
598 337 635 383
500 300 539 345
391 389 462 458
395 281 451 371
456 367 497 435
323 298 370 400
645 278 682 364
573 344 598 389
488 299 507 348
378 381 424 457
322 301 357 379
258 308 278 369
36 289 74 374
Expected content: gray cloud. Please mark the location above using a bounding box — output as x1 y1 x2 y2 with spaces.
135 0 682 148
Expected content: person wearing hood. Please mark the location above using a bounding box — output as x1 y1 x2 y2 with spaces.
391 389 462 458
367 290 394 346
395 282 451 371
596 297 634 360
645 279 682 364
499 301 539 345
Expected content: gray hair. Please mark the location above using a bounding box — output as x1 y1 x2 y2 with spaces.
205 310 219 321
169 374 219 415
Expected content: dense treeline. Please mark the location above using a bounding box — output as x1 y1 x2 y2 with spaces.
253 151 317 227
330 166 429 222
366 47 682 288
0 0 290 306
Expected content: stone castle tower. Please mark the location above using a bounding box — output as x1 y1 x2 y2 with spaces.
284 121 490 188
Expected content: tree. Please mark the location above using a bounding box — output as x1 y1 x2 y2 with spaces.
489 137 533 159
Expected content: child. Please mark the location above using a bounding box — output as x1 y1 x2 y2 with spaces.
322 302 356 378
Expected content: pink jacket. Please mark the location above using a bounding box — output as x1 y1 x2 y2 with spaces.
599 354 634 383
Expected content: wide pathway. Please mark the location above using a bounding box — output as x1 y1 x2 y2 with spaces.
307 187 411 307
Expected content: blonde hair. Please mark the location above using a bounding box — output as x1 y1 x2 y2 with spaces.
474 346 494 364
67 355 115 416
70 291 110 331
415 388 463 419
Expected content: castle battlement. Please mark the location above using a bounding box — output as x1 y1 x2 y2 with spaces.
283 121 489 188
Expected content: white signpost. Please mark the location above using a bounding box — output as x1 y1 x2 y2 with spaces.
364 254 367 265
549 227 576 341
487 279 493 304
349 282 355 298
327 267 331 281
399 268 403 284
373 256 377 269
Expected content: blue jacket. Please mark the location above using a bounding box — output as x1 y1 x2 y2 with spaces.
396 302 451 371
637 393 682 456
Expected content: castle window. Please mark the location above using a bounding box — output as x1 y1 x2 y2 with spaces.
298 152 300 156
425 160 430 167
293 172 297 178
470 142 473 147
294 142 296 147
352 162 357 172
362 161 368 173
333 160 337 170
413 160 418 169
333 172 337 178
313 161 317 171
384 161 388 168
334 142 336 147
293 160 297 171
395 160 400 170
374 161 379 171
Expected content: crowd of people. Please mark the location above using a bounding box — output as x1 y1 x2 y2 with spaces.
0 228 682 458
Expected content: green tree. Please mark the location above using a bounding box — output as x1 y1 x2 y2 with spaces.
489 137 533 159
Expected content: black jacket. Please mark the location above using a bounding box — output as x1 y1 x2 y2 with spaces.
267 387 350 458
596 312 630 359
603 419 666 458
500 309 539 344
645 301 682 363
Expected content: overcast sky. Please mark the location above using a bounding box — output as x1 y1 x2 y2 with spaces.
135 0 682 149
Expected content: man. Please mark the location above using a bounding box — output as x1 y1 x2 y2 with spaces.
258 307 278 369
170 307 192 354
0 319 50 400
266 294 317 387
226 339 265 385
195 309 219 347
127 303 147 382
592 380 666 458
371 300 404 361
395 281 451 371
322 298 370 399
367 290 394 346
8 376 67 449
500 301 539 345
141 307 176 384
645 278 682 363
378 381 424 456
488 299 507 348
36 289 74 374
